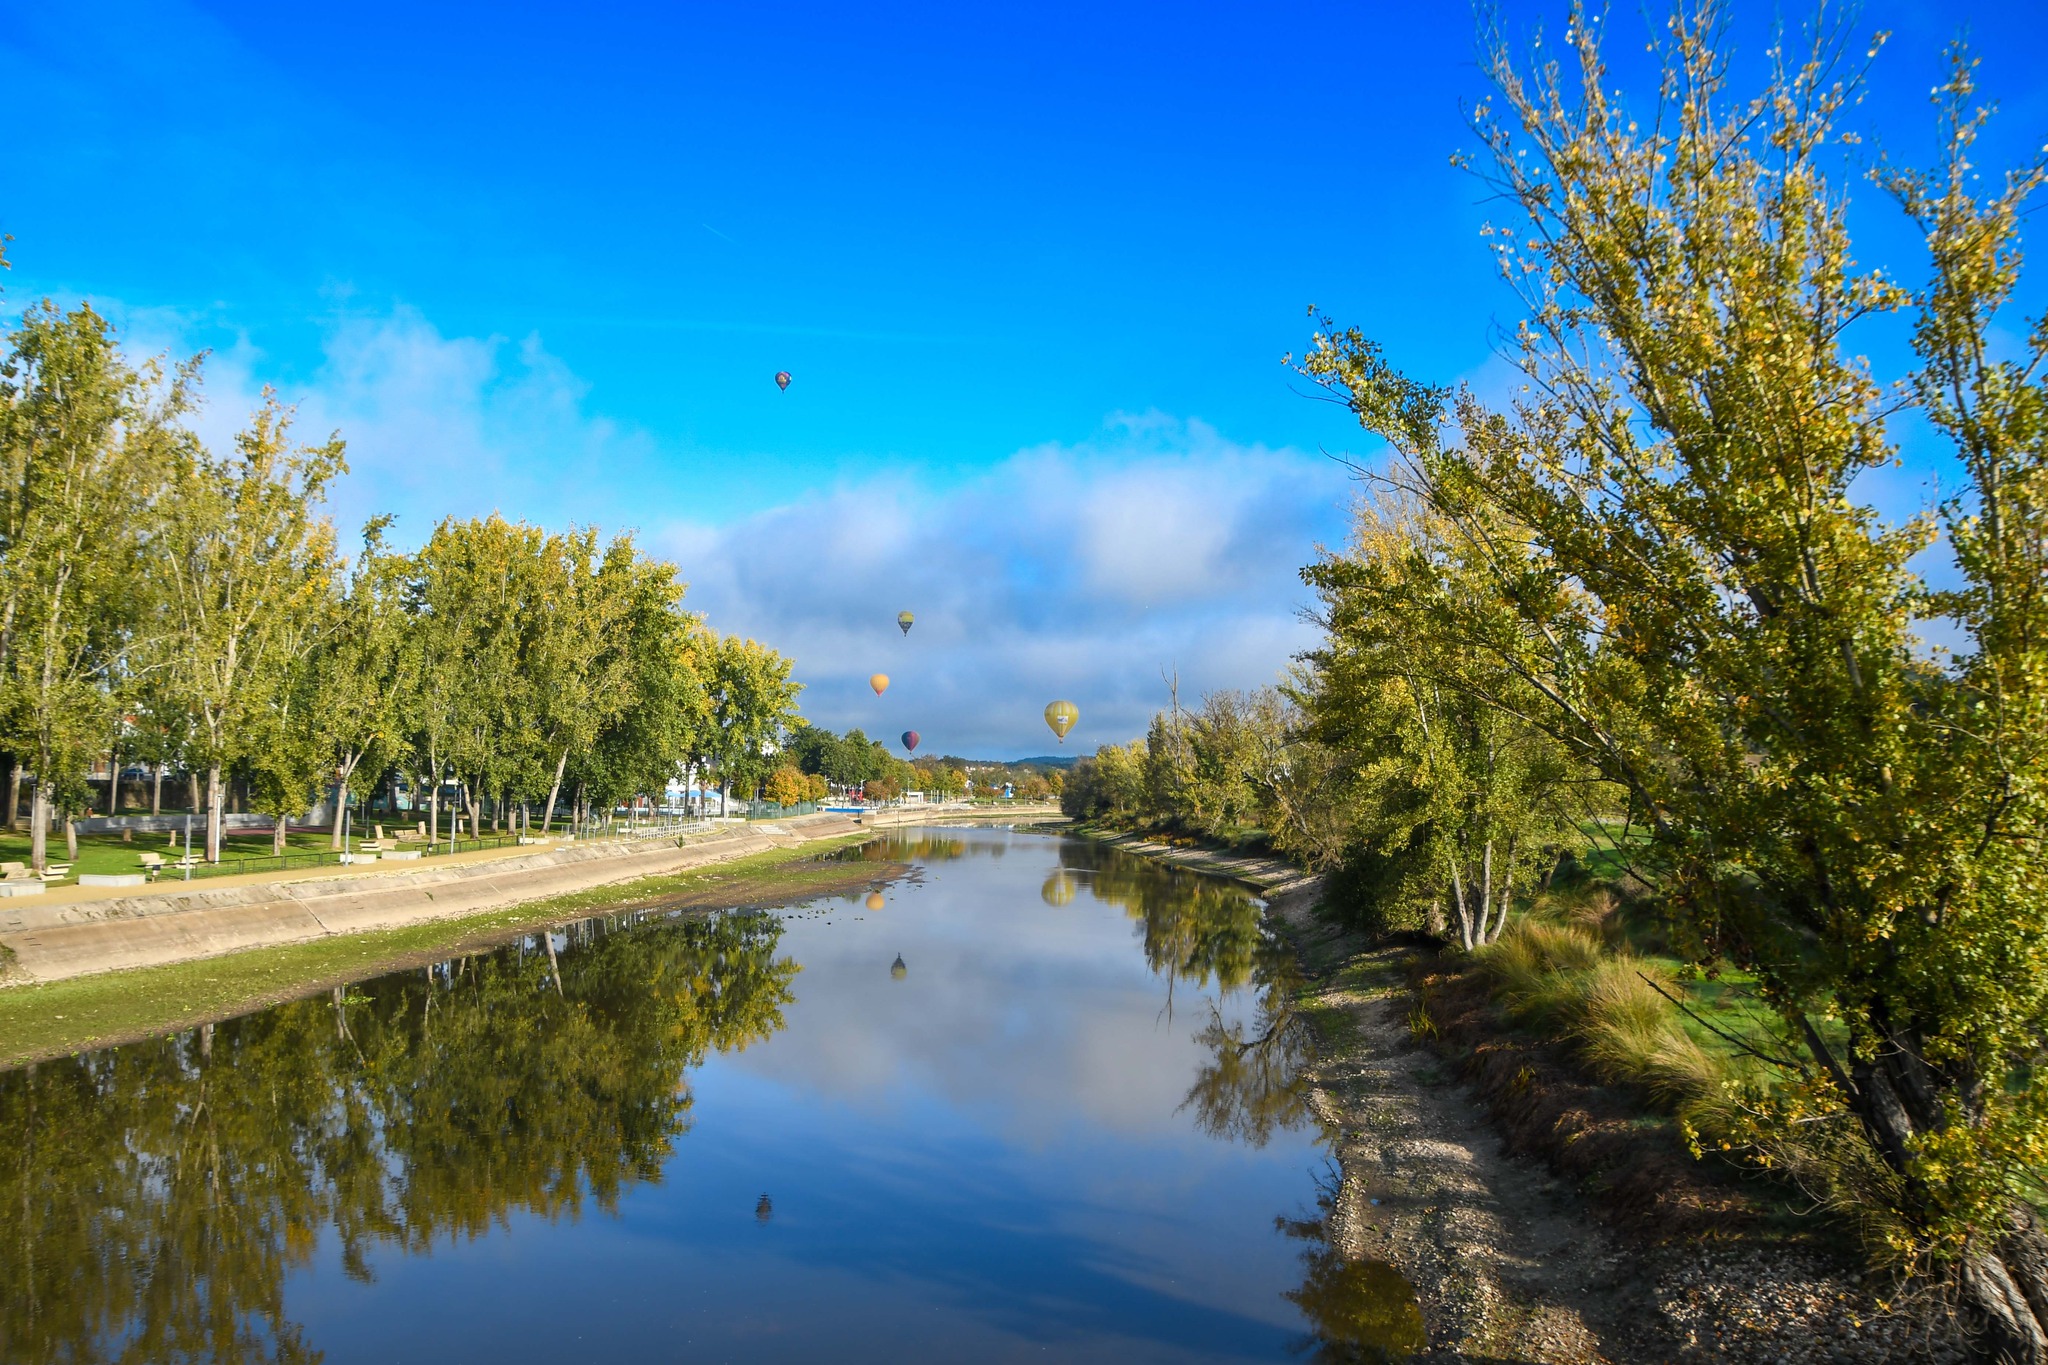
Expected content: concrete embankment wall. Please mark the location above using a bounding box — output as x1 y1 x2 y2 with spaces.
0 805 1061 987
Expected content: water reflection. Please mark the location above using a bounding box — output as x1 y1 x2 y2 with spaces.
0 910 794 1364
1279 1184 1429 1363
1 830 1424 1363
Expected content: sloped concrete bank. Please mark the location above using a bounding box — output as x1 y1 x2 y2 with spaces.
0 805 1060 987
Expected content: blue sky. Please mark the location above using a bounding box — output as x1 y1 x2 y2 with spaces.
4 1 2045 756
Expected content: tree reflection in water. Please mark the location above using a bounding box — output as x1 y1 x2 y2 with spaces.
1279 1175 1429 1363
0 909 795 1365
1054 842 1314 1147
1064 842 1418 1354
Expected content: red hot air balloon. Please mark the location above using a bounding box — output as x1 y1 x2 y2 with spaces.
901 730 920 753
774 371 791 392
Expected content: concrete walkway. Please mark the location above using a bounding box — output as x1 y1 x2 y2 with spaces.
0 804 1062 986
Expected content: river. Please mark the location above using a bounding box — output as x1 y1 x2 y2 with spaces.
0 826 1425 1363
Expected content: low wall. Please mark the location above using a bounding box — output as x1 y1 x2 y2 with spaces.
0 803 1061 986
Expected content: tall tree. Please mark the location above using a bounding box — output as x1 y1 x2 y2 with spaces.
157 390 342 862
1299 6 2048 1349
0 303 182 870
314 517 414 847
699 633 800 814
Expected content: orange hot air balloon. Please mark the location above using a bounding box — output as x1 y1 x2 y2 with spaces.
774 371 791 392
1044 700 1079 743
870 673 890 697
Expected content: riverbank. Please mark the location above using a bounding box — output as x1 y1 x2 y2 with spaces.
1074 828 1968 1364
0 805 1059 1067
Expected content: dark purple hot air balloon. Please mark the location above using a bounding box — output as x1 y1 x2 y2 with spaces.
774 371 791 392
901 730 920 753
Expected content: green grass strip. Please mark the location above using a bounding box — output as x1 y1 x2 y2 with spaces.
0 833 876 1068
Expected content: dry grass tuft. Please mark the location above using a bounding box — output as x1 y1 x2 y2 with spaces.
1476 920 1725 1109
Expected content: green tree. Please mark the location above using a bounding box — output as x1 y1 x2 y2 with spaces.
698 633 800 812
1299 6 2048 1347
312 518 415 847
0 304 184 870
157 391 342 863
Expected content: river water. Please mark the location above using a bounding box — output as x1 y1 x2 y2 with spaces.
0 826 1425 1363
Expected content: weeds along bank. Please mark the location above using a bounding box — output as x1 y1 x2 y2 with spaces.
1072 7 2048 1355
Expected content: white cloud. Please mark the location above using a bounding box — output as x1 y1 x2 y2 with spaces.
112 302 1350 759
657 414 1351 758
118 305 655 544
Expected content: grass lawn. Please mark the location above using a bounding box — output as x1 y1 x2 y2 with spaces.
0 833 880 1067
0 826 356 879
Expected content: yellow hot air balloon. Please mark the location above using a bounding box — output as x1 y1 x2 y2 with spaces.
864 891 885 912
1044 700 1078 743
897 611 915 636
870 673 890 697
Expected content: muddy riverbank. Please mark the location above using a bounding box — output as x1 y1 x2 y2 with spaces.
1078 829 1971 1364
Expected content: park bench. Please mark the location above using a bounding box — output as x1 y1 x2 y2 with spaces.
3 859 70 882
137 851 197 881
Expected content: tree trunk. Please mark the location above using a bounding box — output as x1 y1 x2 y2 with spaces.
1479 839 1493 943
28 781 46 873
1448 855 1473 950
187 771 200 815
540 749 569 836
1959 1247 2048 1364
5 760 19 832
64 812 77 861
330 754 358 850
206 764 223 863
151 764 162 816
273 815 288 856
103 750 117 814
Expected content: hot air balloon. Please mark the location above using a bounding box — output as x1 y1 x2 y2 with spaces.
1044 700 1079 743
864 891 885 912
897 611 914 636
890 954 908 980
901 730 919 753
870 673 890 697
774 371 791 392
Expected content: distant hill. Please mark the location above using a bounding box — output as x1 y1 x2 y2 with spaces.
934 754 1079 770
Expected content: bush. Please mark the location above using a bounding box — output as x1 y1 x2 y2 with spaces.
1475 920 1724 1109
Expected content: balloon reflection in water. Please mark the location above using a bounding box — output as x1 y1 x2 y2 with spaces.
864 892 885 912
890 954 908 979
1040 870 1077 907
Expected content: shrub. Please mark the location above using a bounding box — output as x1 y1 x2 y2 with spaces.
1475 920 1725 1109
